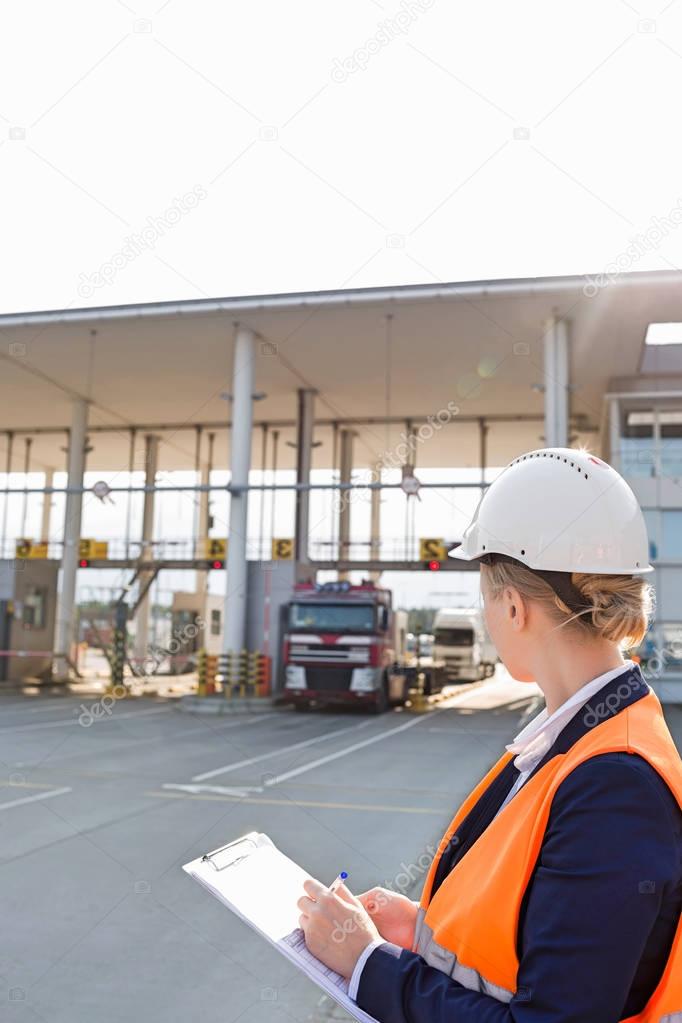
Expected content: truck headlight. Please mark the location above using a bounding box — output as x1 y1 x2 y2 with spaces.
350 668 378 693
285 666 306 690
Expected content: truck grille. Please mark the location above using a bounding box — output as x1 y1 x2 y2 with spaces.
303 666 354 692
290 645 369 664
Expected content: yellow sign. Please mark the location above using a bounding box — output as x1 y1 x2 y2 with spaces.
15 539 49 559
204 538 227 559
79 539 109 560
272 538 294 561
419 538 446 562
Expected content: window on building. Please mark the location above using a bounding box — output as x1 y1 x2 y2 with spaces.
22 587 47 630
643 509 659 561
658 410 682 479
621 410 655 477
210 608 221 636
661 511 682 560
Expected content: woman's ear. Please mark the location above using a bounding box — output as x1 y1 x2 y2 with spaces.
506 587 527 629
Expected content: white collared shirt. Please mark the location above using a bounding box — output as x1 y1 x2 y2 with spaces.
494 658 638 818
349 658 639 1001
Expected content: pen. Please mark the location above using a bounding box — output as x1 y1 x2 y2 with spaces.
329 871 348 893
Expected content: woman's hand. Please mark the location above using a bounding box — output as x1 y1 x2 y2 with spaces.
297 879 382 979
356 887 419 949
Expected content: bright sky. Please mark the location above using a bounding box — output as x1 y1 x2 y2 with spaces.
3 0 682 314
3 1 681 609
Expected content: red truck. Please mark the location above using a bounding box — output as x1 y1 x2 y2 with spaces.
281 581 413 712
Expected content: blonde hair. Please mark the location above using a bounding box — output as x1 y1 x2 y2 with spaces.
483 560 654 649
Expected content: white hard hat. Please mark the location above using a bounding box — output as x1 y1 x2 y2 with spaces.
449 448 653 589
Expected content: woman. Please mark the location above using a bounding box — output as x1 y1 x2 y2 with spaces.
298 447 682 1023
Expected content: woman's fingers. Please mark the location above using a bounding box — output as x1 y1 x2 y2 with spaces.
297 894 316 914
334 882 363 909
303 878 326 900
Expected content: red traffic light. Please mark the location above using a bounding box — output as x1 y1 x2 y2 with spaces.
78 558 90 568
211 559 225 569
427 559 441 572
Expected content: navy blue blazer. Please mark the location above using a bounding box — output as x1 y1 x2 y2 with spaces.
356 666 682 1023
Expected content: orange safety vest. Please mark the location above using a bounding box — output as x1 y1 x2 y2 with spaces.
413 689 682 1022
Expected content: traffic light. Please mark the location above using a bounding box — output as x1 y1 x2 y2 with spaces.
210 559 225 570
424 559 441 572
79 558 90 568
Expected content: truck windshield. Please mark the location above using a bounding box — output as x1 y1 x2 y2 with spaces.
289 603 376 633
435 627 474 646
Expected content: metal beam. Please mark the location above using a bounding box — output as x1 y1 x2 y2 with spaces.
1 268 677 329
0 411 590 436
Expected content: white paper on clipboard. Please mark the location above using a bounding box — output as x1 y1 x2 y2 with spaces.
183 832 380 1023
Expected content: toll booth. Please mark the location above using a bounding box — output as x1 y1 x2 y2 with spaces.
0 559 59 681
245 560 297 694
170 592 224 672
172 562 296 688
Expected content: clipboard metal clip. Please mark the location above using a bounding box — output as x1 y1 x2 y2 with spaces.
201 832 263 872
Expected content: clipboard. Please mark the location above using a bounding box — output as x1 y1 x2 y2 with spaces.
183 832 380 1023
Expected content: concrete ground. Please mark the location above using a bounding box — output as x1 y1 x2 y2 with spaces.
0 674 680 1023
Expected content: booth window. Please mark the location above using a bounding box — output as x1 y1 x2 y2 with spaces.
23 587 47 630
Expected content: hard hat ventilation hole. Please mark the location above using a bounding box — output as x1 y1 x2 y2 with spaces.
521 549 525 555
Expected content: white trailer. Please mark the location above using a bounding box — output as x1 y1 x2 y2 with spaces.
432 607 497 683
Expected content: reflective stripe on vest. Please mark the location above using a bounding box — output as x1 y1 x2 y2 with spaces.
413 690 682 1022
413 908 514 1003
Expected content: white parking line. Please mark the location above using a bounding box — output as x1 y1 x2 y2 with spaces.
191 719 374 782
163 782 263 797
0 706 172 734
263 712 439 787
0 786 72 812
0 700 83 716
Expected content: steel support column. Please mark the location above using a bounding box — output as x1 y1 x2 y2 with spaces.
1 431 14 557
543 316 570 448
134 434 160 666
193 427 209 617
609 396 621 470
478 417 488 499
54 399 88 678
369 463 382 583
222 325 255 659
294 388 316 564
338 429 355 580
41 468 54 542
